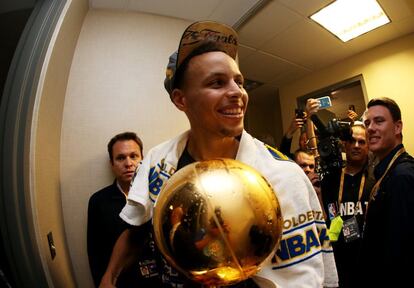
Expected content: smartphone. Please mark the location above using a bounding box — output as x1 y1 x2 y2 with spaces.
316 96 332 109
295 108 305 119
349 104 355 112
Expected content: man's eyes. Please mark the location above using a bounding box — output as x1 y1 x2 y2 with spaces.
208 78 244 88
209 79 224 87
364 118 385 126
115 154 140 161
300 164 314 169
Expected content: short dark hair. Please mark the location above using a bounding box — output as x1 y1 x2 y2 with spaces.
173 41 227 90
107 132 143 163
294 149 314 162
367 97 401 121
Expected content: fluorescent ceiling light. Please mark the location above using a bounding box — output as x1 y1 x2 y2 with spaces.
310 0 390 42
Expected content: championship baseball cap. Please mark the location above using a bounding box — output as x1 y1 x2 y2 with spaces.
164 20 239 96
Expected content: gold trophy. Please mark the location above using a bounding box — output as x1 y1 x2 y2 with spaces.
153 159 283 287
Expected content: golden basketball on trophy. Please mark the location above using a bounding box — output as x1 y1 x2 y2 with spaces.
153 158 283 287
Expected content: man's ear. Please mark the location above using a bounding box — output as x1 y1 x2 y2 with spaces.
171 89 186 111
394 119 403 135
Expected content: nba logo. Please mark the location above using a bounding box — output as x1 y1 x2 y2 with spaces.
328 203 337 220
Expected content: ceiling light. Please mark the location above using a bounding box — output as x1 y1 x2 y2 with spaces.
310 0 390 42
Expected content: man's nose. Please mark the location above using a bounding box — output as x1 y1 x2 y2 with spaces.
227 80 243 98
366 122 374 132
125 157 134 166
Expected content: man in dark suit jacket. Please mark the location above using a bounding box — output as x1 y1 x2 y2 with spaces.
360 97 414 286
87 132 160 287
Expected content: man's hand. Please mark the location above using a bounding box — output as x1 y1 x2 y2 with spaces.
306 98 320 116
347 110 358 122
286 116 305 138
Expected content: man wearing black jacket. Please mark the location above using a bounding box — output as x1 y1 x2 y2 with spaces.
321 123 375 287
88 132 160 287
360 97 414 286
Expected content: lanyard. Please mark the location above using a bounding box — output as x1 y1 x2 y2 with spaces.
338 167 365 206
369 147 405 202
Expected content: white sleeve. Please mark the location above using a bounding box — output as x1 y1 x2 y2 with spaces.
255 164 325 288
120 155 153 226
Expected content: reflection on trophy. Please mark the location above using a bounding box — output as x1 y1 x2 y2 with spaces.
153 158 283 287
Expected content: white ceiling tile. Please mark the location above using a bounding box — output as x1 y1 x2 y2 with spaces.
240 50 300 82
238 0 302 48
345 22 403 54
309 45 356 70
209 0 260 27
261 19 341 68
127 0 222 21
394 17 414 35
379 0 414 21
277 0 333 17
238 44 256 61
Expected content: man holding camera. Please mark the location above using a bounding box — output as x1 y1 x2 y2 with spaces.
305 98 375 287
320 122 375 288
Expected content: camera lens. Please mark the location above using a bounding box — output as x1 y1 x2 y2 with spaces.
318 138 332 158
